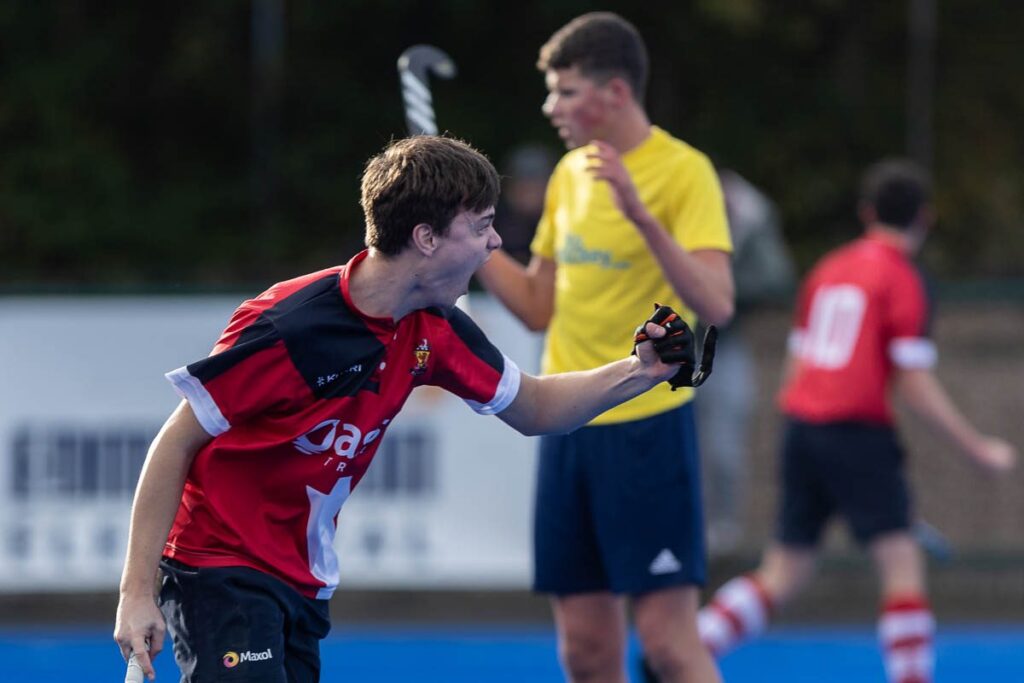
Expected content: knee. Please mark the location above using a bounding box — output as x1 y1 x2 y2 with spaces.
560 631 620 682
641 636 704 681
757 550 816 606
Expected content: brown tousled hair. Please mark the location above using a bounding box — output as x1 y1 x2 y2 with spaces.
361 136 500 256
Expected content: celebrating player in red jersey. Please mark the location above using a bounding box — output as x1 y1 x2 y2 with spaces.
113 136 696 683
694 160 1016 683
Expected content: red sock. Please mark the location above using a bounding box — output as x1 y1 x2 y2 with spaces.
698 574 774 657
878 594 934 683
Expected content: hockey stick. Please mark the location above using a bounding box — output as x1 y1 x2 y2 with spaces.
125 652 144 683
397 45 457 136
123 639 149 683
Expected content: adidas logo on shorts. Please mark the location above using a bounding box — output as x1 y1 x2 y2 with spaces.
649 548 682 575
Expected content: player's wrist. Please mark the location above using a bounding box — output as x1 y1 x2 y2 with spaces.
628 204 657 231
621 354 645 384
626 353 668 390
119 570 160 599
957 430 988 460
119 584 157 600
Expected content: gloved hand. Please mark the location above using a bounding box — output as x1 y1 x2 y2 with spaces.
633 303 718 390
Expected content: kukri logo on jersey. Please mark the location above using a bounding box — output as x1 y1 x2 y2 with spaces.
293 418 389 458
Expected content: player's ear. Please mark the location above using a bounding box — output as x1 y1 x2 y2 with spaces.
411 223 438 255
604 77 633 107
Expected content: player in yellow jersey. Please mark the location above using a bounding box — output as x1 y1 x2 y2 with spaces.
477 12 733 683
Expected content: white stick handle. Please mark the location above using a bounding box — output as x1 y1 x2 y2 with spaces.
125 652 145 683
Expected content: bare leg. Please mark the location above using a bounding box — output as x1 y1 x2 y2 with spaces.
755 542 819 606
551 592 629 683
870 531 926 598
633 586 721 683
870 531 934 683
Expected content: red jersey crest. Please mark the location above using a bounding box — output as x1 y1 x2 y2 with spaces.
411 338 431 375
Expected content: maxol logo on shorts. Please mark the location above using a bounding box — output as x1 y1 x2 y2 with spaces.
222 649 273 667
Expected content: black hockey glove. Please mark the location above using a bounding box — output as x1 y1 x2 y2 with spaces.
632 303 718 390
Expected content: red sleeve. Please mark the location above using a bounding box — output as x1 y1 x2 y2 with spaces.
166 307 310 435
884 263 936 369
426 309 521 415
886 264 932 340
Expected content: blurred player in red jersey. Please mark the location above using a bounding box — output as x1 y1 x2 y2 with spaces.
112 135 697 683
695 159 1016 683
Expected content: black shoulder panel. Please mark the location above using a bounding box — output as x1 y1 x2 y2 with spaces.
264 273 385 398
188 315 279 384
432 306 504 375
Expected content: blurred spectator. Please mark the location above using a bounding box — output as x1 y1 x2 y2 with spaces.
700 169 795 555
494 144 556 265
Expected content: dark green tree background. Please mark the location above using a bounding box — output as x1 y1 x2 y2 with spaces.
1 1 1022 288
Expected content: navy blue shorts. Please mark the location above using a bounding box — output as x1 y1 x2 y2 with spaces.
533 403 706 595
777 419 912 547
159 559 331 683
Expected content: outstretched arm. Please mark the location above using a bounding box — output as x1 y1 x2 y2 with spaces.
497 322 676 435
894 367 1016 471
114 401 212 680
476 251 555 332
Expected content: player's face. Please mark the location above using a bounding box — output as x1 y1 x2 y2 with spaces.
543 66 612 149
432 207 501 307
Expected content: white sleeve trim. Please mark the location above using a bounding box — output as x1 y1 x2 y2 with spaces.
165 366 231 436
889 337 937 369
463 354 522 415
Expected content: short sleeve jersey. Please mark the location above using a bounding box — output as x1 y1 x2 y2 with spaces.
531 127 732 425
164 250 521 599
780 232 936 424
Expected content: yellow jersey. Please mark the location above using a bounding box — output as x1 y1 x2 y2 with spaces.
531 126 732 425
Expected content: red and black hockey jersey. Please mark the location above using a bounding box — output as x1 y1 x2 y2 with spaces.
164 250 521 598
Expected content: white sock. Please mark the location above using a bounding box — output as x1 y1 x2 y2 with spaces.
879 595 935 683
698 574 773 657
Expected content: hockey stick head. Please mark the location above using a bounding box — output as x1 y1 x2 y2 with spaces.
398 45 457 80
397 45 457 136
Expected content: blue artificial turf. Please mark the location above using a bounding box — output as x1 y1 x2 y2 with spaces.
2 623 1022 682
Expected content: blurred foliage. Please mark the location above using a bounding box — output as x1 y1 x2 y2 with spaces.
1 0 1022 288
